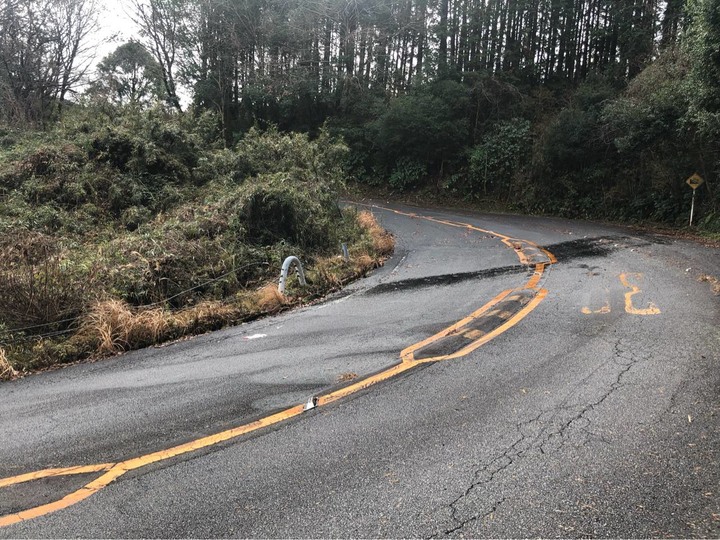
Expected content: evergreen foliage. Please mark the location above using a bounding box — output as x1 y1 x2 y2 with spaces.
1 0 719 232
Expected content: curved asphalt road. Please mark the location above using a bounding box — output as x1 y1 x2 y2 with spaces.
0 202 718 538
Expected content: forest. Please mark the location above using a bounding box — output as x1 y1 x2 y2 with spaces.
0 0 718 374
2 0 718 225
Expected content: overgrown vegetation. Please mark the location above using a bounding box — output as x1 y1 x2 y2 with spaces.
0 109 393 377
2 0 718 231
99 0 717 230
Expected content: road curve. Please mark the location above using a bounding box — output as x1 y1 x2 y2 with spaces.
0 202 718 538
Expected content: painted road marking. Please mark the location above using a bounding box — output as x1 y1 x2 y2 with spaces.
581 274 660 316
620 273 661 315
401 286 548 362
0 204 555 528
242 334 267 340
0 464 114 489
0 405 307 527
582 301 611 315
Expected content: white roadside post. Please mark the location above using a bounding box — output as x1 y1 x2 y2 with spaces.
686 173 704 226
278 256 307 295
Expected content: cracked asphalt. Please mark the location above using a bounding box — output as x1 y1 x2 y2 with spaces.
0 202 718 538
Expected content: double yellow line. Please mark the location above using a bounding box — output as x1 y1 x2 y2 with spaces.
0 204 555 528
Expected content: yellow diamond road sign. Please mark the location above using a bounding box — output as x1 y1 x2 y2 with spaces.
687 173 704 190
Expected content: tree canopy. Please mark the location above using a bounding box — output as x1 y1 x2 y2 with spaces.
0 0 718 229
93 42 165 106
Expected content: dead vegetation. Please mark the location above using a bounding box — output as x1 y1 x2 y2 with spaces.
69 287 294 358
77 299 170 355
255 284 287 312
337 372 359 382
0 233 98 332
358 210 395 256
698 274 720 295
0 210 395 375
0 347 17 381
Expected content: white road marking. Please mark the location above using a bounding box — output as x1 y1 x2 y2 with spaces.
243 334 267 340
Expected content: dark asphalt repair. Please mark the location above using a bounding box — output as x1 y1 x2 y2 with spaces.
373 235 651 362
1 474 95 517
543 235 651 261
365 236 648 297
364 265 528 295
411 288 539 360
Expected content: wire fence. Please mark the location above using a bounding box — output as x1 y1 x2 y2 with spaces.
0 261 272 344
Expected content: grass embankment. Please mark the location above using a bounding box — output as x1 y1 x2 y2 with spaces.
0 110 394 379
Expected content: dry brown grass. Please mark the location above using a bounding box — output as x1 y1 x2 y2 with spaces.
173 300 249 331
354 254 377 274
8 213 396 371
78 299 247 356
358 210 395 256
312 258 345 288
74 287 285 359
80 299 169 355
0 347 17 381
698 274 720 295
255 284 287 310
373 230 395 256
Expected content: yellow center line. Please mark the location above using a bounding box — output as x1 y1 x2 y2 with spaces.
399 288 514 362
0 203 556 528
405 288 549 363
0 464 114 489
525 264 546 289
317 362 417 407
382 208 542 267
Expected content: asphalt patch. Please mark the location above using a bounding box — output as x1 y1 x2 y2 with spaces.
0 472 97 516
544 235 652 262
368 236 655 298
365 265 528 296
412 289 538 360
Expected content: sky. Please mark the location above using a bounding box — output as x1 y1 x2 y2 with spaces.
87 0 191 105
93 0 141 66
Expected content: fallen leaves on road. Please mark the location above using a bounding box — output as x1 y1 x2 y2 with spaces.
698 274 720 295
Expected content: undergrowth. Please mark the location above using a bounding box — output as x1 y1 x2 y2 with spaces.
0 109 394 377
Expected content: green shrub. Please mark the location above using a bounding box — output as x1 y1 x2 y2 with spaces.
238 173 342 251
234 127 348 189
469 118 531 198
699 211 720 232
389 158 426 191
87 119 200 185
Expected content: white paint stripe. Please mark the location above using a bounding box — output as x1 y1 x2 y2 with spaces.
243 334 267 340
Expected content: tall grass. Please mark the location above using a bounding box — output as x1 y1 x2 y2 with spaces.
357 210 395 256
0 232 96 325
0 347 16 381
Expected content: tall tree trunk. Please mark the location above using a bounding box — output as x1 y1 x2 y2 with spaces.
439 0 450 73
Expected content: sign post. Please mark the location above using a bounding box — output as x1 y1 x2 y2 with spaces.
686 173 704 226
